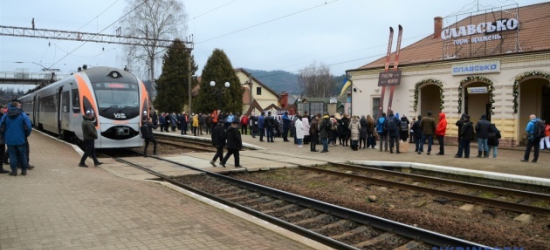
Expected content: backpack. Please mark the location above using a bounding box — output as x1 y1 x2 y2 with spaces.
324 120 332 131
385 118 397 132
376 117 385 133
399 121 408 132
533 120 546 138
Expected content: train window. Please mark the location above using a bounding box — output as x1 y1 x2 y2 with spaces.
72 88 80 113
62 91 70 113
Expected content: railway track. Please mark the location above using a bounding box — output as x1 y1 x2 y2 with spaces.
154 133 217 152
114 156 490 250
299 162 550 215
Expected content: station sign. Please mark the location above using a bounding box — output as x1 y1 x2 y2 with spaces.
452 60 500 75
378 70 402 86
467 87 488 94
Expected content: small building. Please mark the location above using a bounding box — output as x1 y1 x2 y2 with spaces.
235 68 280 115
346 2 550 147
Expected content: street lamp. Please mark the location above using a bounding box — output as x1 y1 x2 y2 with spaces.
210 81 230 111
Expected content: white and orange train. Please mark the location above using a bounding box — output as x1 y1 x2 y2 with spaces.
18 66 150 148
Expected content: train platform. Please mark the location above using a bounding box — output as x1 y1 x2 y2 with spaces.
0 131 323 250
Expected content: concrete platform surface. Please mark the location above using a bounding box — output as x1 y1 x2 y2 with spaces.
0 132 323 250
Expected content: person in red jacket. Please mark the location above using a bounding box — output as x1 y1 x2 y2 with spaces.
435 112 447 155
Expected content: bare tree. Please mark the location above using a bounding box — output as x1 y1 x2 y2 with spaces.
120 0 188 82
298 62 334 98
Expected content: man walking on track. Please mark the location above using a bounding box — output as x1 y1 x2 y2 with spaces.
79 110 103 168
141 117 158 157
221 120 243 168
210 121 226 167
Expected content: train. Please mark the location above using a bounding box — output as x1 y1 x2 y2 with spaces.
18 66 150 148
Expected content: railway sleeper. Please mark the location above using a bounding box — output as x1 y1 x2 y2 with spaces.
352 232 392 248
240 196 273 206
293 214 329 227
330 225 368 240
311 219 349 232
393 240 422 250
261 204 299 214
256 199 285 210
216 189 248 198
283 208 317 219
225 193 261 202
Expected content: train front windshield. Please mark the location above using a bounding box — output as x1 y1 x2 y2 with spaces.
93 82 140 119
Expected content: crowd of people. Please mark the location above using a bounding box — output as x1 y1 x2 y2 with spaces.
150 108 550 163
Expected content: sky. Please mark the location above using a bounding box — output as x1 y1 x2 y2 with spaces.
0 0 547 86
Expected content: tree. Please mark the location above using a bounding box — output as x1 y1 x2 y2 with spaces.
120 0 188 82
298 62 336 98
153 39 197 113
194 49 243 114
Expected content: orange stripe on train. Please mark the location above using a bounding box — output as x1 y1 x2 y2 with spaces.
75 74 100 130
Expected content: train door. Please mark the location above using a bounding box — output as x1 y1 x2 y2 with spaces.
32 95 37 127
57 86 63 135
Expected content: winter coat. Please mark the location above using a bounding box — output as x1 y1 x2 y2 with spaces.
192 115 199 127
525 118 540 136
295 119 304 139
455 113 467 140
282 114 291 128
341 117 350 137
211 124 226 147
366 119 375 133
349 117 361 141
241 115 249 126
319 115 330 139
359 117 368 139
258 115 265 129
170 114 177 127
376 117 386 135
1 106 32 145
81 116 97 141
461 121 474 141
435 112 447 136
302 117 310 136
336 119 344 137
487 124 501 146
159 115 166 125
385 115 400 137
310 117 319 136
412 120 422 138
141 121 157 139
225 126 242 150
419 116 435 136
475 115 491 139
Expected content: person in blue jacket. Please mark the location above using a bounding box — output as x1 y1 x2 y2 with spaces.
0 100 32 176
522 114 541 163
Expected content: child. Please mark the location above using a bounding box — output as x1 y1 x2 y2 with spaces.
540 121 550 150
487 123 501 158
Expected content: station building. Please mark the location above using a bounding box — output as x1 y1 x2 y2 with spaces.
347 2 550 147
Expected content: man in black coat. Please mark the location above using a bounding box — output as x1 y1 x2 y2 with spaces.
455 113 467 157
455 114 474 158
142 117 158 157
221 120 243 168
210 121 226 167
475 114 491 158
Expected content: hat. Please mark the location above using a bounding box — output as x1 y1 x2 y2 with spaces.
231 119 240 124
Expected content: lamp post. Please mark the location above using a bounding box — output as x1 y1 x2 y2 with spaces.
209 81 230 111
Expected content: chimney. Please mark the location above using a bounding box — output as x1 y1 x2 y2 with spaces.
434 16 443 39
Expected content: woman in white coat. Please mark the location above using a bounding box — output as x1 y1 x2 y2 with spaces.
295 116 304 147
302 115 310 144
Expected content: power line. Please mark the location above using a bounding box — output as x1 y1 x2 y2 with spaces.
48 0 148 68
192 0 238 20
196 0 342 44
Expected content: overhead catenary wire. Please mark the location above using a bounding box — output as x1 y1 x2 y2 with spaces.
49 0 148 68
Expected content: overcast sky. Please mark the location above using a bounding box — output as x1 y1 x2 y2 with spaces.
0 0 546 83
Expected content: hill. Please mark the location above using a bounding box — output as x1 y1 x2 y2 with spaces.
243 68 301 94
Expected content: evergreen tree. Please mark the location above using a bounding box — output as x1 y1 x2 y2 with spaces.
153 39 197 113
195 49 243 114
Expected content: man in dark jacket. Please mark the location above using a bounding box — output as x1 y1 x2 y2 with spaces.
385 111 401 154
221 120 243 168
475 114 491 158
198 113 205 135
1 101 32 176
78 110 102 168
282 112 291 141
210 121 226 167
258 112 265 142
319 114 330 153
455 113 467 157
250 113 258 138
142 117 158 157
418 111 436 155
455 114 474 158
265 111 275 143
412 115 423 152
309 114 319 152
0 105 9 174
